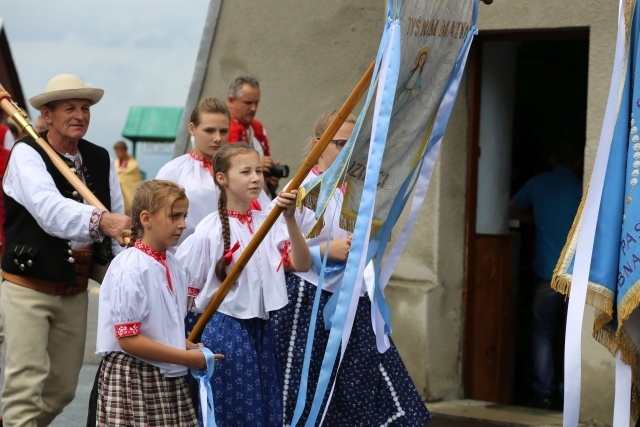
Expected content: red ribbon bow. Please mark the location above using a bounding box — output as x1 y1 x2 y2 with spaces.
224 241 241 266
277 241 291 272
134 240 173 292
190 151 213 176
228 209 253 234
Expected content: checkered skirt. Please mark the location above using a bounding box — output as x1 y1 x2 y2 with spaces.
96 352 198 426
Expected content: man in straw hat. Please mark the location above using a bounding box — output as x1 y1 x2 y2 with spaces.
0 73 130 426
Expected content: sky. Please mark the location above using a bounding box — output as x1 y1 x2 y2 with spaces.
1 0 210 177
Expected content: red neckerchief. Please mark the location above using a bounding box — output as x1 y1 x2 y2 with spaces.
134 240 173 293
312 165 346 194
190 151 213 176
228 209 253 234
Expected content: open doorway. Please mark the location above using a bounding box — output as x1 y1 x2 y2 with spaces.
463 30 588 407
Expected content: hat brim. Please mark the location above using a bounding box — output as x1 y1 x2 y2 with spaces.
29 88 104 109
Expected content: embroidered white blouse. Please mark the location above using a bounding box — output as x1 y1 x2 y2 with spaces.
3 143 125 254
277 169 371 294
96 246 190 377
156 153 271 248
176 209 290 320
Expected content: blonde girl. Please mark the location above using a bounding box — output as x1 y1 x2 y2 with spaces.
96 180 214 426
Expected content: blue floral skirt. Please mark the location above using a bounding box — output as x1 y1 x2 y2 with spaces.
201 312 283 427
271 273 431 426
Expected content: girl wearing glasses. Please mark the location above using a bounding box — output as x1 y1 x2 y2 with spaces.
271 110 431 426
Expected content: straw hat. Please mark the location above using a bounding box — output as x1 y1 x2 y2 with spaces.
29 74 104 109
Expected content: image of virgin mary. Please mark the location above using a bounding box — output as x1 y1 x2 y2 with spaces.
392 46 430 117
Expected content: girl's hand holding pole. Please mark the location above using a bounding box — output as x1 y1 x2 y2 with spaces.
275 189 298 218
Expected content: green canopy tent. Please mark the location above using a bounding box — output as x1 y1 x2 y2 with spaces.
121 106 184 157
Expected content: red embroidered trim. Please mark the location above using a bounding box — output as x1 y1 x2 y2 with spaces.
190 151 213 176
89 209 105 242
277 241 292 272
188 287 200 297
228 209 253 234
115 322 141 338
134 240 173 293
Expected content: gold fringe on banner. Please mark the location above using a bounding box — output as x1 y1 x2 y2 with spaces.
593 322 640 420
617 279 640 322
551 185 587 294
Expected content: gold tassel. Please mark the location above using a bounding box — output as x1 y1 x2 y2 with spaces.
340 214 356 233
296 185 307 209
305 217 325 239
593 310 613 334
551 274 572 296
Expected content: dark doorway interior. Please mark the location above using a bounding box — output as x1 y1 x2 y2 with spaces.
509 38 588 407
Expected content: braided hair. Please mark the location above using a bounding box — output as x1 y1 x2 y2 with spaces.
212 142 257 281
128 180 187 247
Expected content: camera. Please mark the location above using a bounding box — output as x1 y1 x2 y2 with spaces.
268 164 290 179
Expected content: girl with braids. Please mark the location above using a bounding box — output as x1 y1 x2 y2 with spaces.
270 110 431 426
176 143 311 426
95 180 222 426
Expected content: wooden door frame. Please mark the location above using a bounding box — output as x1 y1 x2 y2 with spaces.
461 28 589 403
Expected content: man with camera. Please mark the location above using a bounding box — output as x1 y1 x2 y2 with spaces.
227 76 288 198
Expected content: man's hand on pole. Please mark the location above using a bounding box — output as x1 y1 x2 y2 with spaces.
99 212 132 246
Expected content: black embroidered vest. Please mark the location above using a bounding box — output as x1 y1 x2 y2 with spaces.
2 133 112 285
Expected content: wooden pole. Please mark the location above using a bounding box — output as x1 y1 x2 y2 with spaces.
0 85 108 211
188 61 375 342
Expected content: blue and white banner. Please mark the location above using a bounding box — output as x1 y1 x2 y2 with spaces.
293 0 478 426
552 0 640 424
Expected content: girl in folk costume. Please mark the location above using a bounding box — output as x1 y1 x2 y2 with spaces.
271 110 431 426
156 97 270 248
95 180 222 426
176 143 311 426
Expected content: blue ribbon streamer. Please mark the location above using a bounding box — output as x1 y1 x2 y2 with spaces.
290 205 340 426
190 347 217 427
303 3 403 426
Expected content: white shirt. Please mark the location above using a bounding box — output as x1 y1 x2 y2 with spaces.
3 142 125 255
248 125 265 157
277 169 371 294
176 210 289 320
96 247 189 377
3 130 15 150
156 153 271 249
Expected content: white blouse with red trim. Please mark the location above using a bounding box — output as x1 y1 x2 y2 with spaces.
95 246 190 377
176 209 290 320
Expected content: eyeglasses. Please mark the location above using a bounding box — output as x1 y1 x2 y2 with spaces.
332 139 348 150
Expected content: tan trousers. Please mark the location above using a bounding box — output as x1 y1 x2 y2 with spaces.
0 280 88 427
